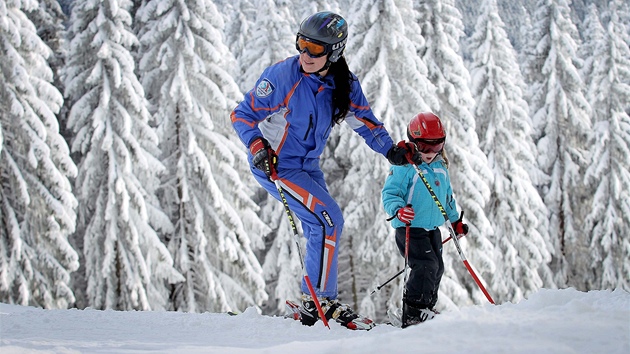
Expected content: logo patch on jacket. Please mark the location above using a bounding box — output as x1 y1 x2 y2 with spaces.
321 211 334 227
256 79 275 97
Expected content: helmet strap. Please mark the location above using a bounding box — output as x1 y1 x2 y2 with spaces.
316 60 332 75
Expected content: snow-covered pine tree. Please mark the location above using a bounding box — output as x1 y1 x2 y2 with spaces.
581 0 630 292
516 7 533 71
236 0 294 93
416 0 495 306
469 0 553 303
258 197 304 313
23 0 66 101
221 0 257 85
24 0 74 150
292 0 342 27
62 0 183 311
522 0 591 288
620 2 630 42
336 0 440 320
136 0 268 313
226 0 301 314
579 4 607 95
573 4 607 290
0 0 79 308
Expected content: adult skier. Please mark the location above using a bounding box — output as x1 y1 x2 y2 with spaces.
231 11 412 329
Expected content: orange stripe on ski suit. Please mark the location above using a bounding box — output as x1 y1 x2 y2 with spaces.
280 178 326 212
230 80 300 156
320 230 338 291
229 79 299 123
277 177 335 292
349 101 384 130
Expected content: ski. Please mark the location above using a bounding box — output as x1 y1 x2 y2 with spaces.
284 299 301 321
284 300 376 330
387 307 438 328
387 308 403 328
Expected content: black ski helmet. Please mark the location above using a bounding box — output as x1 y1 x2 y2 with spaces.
296 12 348 63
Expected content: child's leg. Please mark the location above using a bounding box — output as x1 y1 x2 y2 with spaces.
428 228 444 308
395 227 440 308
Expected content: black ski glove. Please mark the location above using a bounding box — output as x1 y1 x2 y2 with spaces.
250 137 277 179
387 141 416 165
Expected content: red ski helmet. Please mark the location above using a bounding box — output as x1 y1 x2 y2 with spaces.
407 112 446 140
407 112 446 153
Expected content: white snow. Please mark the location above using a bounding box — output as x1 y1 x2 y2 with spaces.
1 288 628 354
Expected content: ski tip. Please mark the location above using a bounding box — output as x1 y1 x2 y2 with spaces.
346 318 376 330
285 300 302 321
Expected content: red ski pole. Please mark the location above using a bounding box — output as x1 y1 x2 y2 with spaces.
410 163 495 304
445 220 495 304
401 221 411 327
274 179 330 328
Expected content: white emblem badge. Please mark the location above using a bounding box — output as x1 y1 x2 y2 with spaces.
256 79 275 98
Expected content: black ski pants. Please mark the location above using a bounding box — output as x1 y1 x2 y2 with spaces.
395 227 444 309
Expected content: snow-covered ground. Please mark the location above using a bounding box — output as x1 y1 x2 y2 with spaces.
1 288 628 354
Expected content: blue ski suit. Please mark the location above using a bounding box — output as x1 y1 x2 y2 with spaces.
231 55 394 298
381 155 460 306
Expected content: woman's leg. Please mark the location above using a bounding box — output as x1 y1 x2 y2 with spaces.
252 167 343 299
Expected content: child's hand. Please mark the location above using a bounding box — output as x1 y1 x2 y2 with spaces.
451 211 469 236
396 206 415 224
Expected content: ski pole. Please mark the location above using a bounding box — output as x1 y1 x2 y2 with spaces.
273 178 330 328
370 269 404 295
410 163 495 304
401 221 411 327
446 223 495 304
369 233 466 295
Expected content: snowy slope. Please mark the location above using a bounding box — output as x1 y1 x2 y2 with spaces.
1 288 628 354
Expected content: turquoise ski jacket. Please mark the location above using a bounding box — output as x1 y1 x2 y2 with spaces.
382 155 460 230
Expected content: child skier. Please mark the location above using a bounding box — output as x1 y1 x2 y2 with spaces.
381 112 469 327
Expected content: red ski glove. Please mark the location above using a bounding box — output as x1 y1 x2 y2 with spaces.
451 212 469 236
396 205 415 224
250 137 278 179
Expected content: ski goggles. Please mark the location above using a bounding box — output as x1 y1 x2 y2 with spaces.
296 36 329 58
412 138 445 153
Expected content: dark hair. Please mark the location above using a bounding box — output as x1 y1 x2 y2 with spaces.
329 56 353 124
